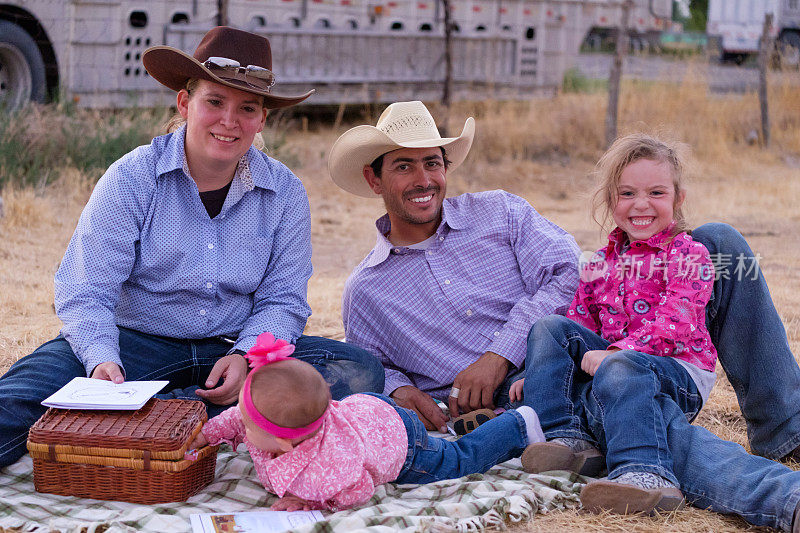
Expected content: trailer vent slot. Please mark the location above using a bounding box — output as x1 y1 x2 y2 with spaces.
129 11 148 28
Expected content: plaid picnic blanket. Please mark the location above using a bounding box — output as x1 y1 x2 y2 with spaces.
0 447 586 533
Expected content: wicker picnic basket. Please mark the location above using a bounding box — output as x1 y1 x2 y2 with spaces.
27 399 218 504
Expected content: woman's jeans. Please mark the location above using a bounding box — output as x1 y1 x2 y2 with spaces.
0 328 384 468
369 394 529 485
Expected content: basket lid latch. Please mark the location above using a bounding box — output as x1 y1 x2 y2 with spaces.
48 444 56 462
143 450 151 471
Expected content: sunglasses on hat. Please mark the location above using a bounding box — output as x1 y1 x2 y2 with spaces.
203 56 276 92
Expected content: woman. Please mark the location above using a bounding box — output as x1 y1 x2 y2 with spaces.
0 26 383 468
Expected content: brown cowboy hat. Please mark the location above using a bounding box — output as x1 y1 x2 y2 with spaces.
142 26 313 109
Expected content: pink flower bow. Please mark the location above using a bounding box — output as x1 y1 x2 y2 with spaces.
245 332 295 369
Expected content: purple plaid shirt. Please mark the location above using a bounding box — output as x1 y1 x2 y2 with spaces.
342 190 580 400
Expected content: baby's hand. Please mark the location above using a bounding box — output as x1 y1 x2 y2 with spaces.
271 494 313 511
509 378 525 402
189 432 208 450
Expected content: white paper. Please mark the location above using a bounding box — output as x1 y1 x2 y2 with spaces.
41 377 168 410
189 510 324 533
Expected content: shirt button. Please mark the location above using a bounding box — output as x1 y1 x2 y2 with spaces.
206 282 213 289
199 309 207 316
207 243 214 250
466 309 473 316
493 331 500 336
444 279 451 285
439 236 444 241
426 251 433 255
393 248 400 253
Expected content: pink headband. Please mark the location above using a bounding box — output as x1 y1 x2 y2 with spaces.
240 332 327 440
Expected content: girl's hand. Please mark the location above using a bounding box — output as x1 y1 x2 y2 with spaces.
189 432 208 450
271 494 313 511
581 349 618 376
509 378 525 402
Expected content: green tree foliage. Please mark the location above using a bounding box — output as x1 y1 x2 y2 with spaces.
685 0 709 31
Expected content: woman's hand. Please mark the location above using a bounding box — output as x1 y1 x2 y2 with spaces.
90 362 124 383
195 353 248 405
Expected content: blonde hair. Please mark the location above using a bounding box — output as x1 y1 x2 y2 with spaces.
248 359 330 431
591 133 690 236
163 78 266 151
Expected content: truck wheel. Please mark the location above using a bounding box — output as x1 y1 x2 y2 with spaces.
778 32 800 68
0 20 47 110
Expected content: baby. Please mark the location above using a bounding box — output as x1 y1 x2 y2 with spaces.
191 332 545 511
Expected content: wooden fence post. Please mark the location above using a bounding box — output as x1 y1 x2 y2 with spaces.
440 0 454 136
216 0 229 26
605 0 632 148
758 12 773 147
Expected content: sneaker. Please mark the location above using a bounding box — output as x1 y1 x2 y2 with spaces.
452 408 496 435
521 438 605 476
580 471 684 515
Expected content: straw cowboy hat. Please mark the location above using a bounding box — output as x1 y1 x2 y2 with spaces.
328 101 475 198
142 26 313 109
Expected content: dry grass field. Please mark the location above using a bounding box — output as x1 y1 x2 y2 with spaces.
1 71 799 531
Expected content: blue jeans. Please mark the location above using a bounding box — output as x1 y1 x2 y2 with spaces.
0 328 383 468
368 394 528 484
693 223 800 460
525 315 800 530
523 316 703 485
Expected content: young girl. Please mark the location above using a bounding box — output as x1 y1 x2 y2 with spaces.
190 332 545 511
513 133 716 513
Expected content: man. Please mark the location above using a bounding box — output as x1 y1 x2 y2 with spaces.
0 27 383 468
328 101 581 432
328 101 800 467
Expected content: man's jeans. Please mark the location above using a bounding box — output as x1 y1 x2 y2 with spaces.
0 328 384 468
692 223 800 460
369 394 528 484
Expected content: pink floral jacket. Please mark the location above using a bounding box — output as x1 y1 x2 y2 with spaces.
201 394 408 511
566 223 717 371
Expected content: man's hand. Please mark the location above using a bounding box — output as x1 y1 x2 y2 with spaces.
90 362 124 384
195 353 248 405
391 385 449 433
449 351 509 417
581 349 618 376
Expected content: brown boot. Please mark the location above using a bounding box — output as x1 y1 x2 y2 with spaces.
580 472 684 515
521 440 605 477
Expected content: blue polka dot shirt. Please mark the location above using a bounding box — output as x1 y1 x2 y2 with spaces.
54 127 312 376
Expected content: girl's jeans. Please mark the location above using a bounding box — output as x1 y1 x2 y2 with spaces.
369 394 529 484
524 316 800 531
522 315 702 486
